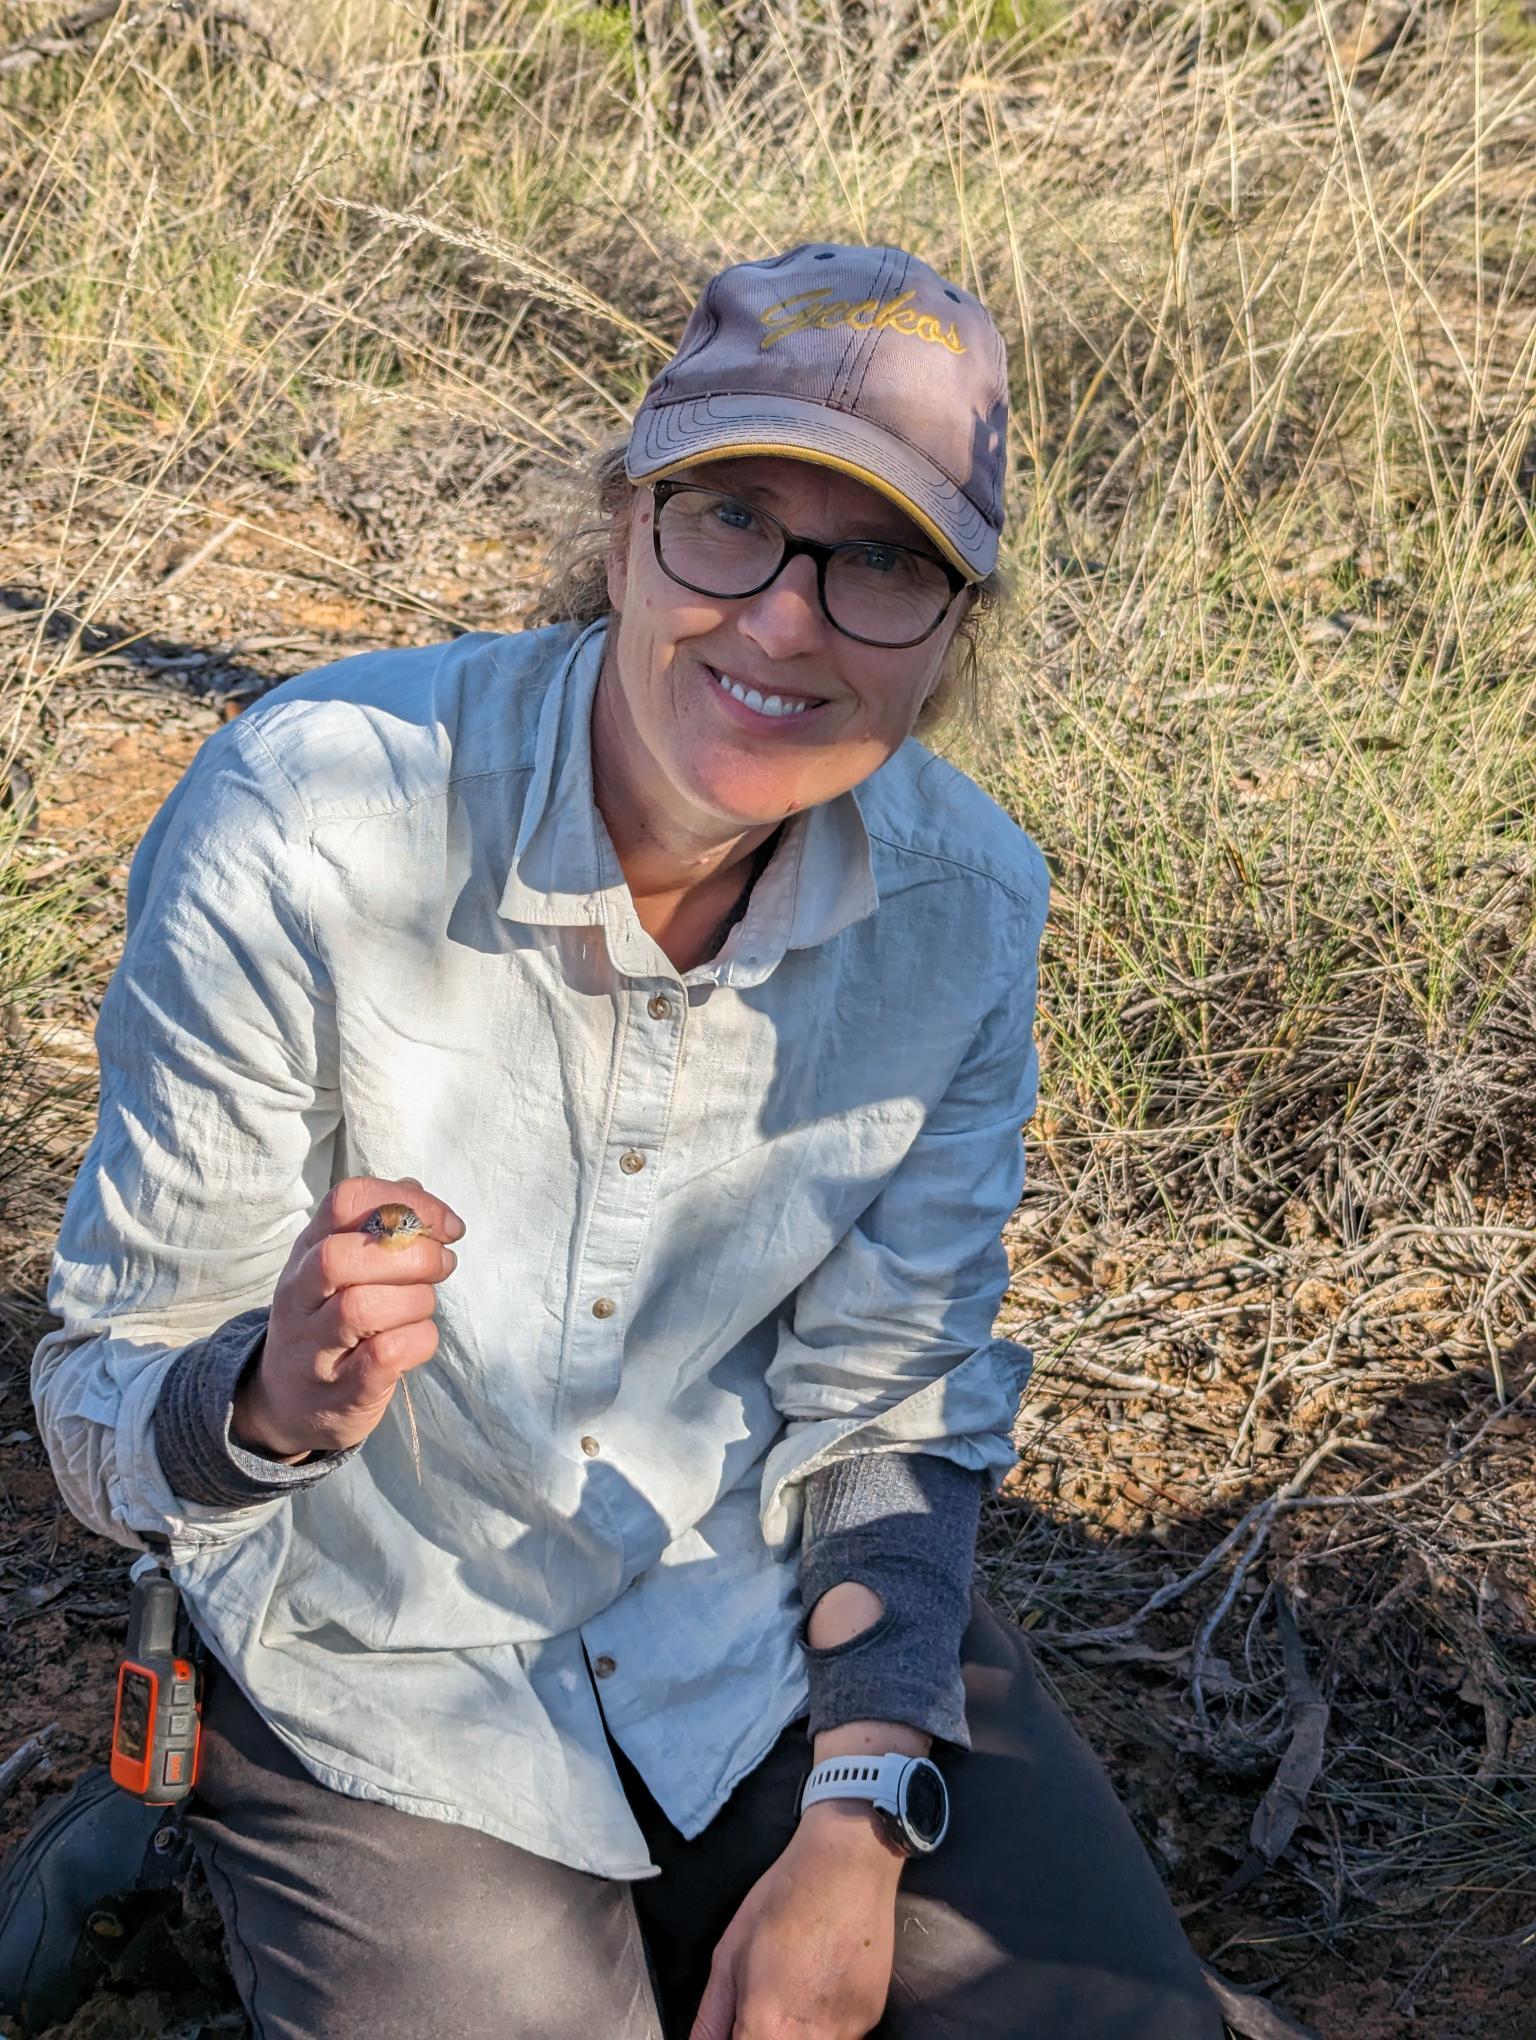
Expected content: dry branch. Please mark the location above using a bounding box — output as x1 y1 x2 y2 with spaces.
0 1722 58 1801
0 0 123 75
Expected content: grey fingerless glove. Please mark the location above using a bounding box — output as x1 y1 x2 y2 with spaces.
797 1451 985 1751
153 1307 359 1507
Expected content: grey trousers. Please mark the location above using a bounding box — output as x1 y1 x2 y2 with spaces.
185 1593 1221 2039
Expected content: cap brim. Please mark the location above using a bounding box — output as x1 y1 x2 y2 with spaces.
626 393 998 580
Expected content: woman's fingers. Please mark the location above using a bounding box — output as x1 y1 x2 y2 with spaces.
298 1175 466 1254
303 1281 442 1361
351 1318 441 1398
287 1229 458 1317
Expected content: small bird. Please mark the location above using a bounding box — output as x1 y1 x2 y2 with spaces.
361 1203 431 1480
361 1201 428 1250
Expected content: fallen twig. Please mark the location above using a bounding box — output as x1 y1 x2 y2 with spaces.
1190 1504 1280 1725
1038 1430 1353 1654
1037 1391 1530 1657
1250 1591 1330 1865
0 1 123 77
1200 1963 1322 2039
1180 1592 1331 1911
158 515 245 592
0 1722 59 1801
1038 1352 1193 1396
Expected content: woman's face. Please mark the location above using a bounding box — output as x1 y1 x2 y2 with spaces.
600 454 972 839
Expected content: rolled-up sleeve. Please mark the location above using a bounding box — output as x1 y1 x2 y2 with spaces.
31 713 341 1562
759 870 1047 1558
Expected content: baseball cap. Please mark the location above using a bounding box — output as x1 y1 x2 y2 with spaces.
625 243 1009 580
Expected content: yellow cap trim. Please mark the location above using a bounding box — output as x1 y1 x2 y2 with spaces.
640 443 982 581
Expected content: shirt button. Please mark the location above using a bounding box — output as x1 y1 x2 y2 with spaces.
591 1296 616 1319
593 1655 616 1678
619 1149 646 1175
647 994 673 1020
580 1435 600 1457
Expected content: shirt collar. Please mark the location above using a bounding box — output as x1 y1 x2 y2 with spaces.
497 618 879 984
499 620 619 928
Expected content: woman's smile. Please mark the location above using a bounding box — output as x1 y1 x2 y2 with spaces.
700 659 834 735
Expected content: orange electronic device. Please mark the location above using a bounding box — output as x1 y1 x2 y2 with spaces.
110 1565 202 1804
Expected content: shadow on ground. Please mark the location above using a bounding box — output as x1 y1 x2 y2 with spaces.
1 585 289 717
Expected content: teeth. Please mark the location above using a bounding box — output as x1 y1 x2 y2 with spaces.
713 670 814 718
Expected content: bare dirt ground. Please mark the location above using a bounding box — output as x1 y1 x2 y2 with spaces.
2 476 1534 2038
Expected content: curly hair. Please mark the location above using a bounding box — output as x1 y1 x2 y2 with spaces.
527 441 1010 740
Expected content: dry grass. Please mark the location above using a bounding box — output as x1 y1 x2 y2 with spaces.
2 1 1536 2031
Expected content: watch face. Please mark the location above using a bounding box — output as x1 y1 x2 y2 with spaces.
902 1761 948 1846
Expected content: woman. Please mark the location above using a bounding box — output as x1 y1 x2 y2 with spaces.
32 243 1219 2038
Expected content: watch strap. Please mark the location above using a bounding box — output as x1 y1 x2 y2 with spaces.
798 1753 908 1820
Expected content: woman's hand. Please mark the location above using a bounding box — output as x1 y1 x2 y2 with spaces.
232 1175 465 1461
689 1801 903 2040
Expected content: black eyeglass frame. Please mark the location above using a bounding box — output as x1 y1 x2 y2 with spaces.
648 478 974 650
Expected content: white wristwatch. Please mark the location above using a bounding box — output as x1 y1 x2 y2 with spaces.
796 1752 950 1856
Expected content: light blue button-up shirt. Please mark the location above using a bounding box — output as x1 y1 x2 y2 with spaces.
33 618 1046 1877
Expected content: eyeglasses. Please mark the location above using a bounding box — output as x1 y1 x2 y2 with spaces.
648 479 972 649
